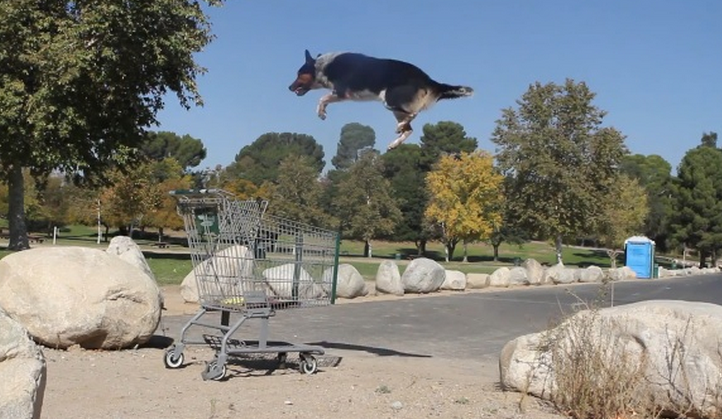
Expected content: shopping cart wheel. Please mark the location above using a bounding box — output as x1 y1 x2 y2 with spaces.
299 354 318 375
202 360 226 381
163 346 184 369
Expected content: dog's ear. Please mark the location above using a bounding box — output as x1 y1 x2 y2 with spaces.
304 49 315 64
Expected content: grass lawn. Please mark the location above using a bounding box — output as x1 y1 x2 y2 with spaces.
0 224 686 285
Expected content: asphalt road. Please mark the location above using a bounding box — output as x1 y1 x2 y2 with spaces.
158 274 722 363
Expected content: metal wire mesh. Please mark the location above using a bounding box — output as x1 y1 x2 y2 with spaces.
171 189 339 311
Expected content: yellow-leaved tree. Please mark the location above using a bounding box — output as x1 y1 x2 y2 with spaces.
425 151 504 262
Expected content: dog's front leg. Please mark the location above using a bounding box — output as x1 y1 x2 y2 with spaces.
316 93 345 120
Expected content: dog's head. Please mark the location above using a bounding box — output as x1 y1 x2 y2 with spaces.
288 49 317 96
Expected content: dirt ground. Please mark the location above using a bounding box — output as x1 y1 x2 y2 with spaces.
39 286 566 419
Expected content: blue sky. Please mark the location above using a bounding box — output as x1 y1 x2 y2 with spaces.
156 1 720 175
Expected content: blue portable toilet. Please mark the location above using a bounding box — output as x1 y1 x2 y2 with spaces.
624 236 655 279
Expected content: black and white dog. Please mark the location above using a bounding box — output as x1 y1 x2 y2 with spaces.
289 50 474 150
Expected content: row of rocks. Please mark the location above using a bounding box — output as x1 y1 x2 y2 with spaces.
369 257 721 297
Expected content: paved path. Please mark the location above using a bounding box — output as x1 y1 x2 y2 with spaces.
158 274 722 363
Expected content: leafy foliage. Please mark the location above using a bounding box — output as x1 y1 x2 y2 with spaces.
424 151 504 262
596 174 649 250
419 121 478 170
333 152 401 257
332 123 376 170
141 131 207 171
271 155 332 228
620 153 674 250
491 79 627 264
227 132 325 186
669 139 722 265
0 0 221 249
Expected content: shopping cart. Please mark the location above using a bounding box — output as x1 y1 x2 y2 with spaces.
163 189 340 381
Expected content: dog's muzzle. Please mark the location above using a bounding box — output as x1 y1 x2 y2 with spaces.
289 84 309 96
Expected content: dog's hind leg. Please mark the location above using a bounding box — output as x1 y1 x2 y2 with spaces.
316 93 346 120
387 110 417 150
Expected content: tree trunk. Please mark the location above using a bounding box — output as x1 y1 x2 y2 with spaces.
555 234 564 265
364 240 372 258
158 227 164 242
7 165 29 251
493 244 500 262
444 244 450 262
446 240 456 262
462 240 468 263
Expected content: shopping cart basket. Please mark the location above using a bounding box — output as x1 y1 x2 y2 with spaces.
163 189 340 381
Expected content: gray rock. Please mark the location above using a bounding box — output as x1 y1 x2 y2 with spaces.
579 265 604 283
466 273 490 289
522 258 544 285
266 264 326 300
489 267 511 287
375 261 404 296
441 270 466 291
500 300 722 418
0 247 161 350
106 236 155 281
180 244 254 303
0 309 46 419
332 264 368 299
508 267 529 286
607 266 637 281
401 258 445 293
543 264 575 284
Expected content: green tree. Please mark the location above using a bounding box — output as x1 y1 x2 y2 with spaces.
142 157 193 240
419 121 478 170
381 144 432 254
378 122 478 255
334 152 402 258
0 0 221 250
620 153 674 251
491 79 627 265
332 123 376 170
424 151 504 262
271 155 331 227
597 174 650 267
227 132 325 186
669 139 722 266
141 131 207 171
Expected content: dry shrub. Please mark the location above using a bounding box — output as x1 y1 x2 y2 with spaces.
535 288 651 419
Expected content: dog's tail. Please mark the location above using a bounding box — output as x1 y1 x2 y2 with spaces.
435 83 474 100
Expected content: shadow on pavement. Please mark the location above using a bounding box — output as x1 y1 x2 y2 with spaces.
306 341 432 358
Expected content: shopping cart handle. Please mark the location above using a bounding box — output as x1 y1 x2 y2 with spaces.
169 189 224 196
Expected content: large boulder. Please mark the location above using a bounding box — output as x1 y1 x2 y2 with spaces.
265 264 326 300
543 264 576 284
466 273 490 289
401 258 445 294
441 270 466 291
106 236 155 281
106 236 163 306
607 266 637 281
0 247 161 350
508 267 529 286
180 245 254 303
489 267 511 288
522 259 544 285
375 261 404 296
579 265 604 283
0 309 46 419
332 264 367 299
500 300 722 418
